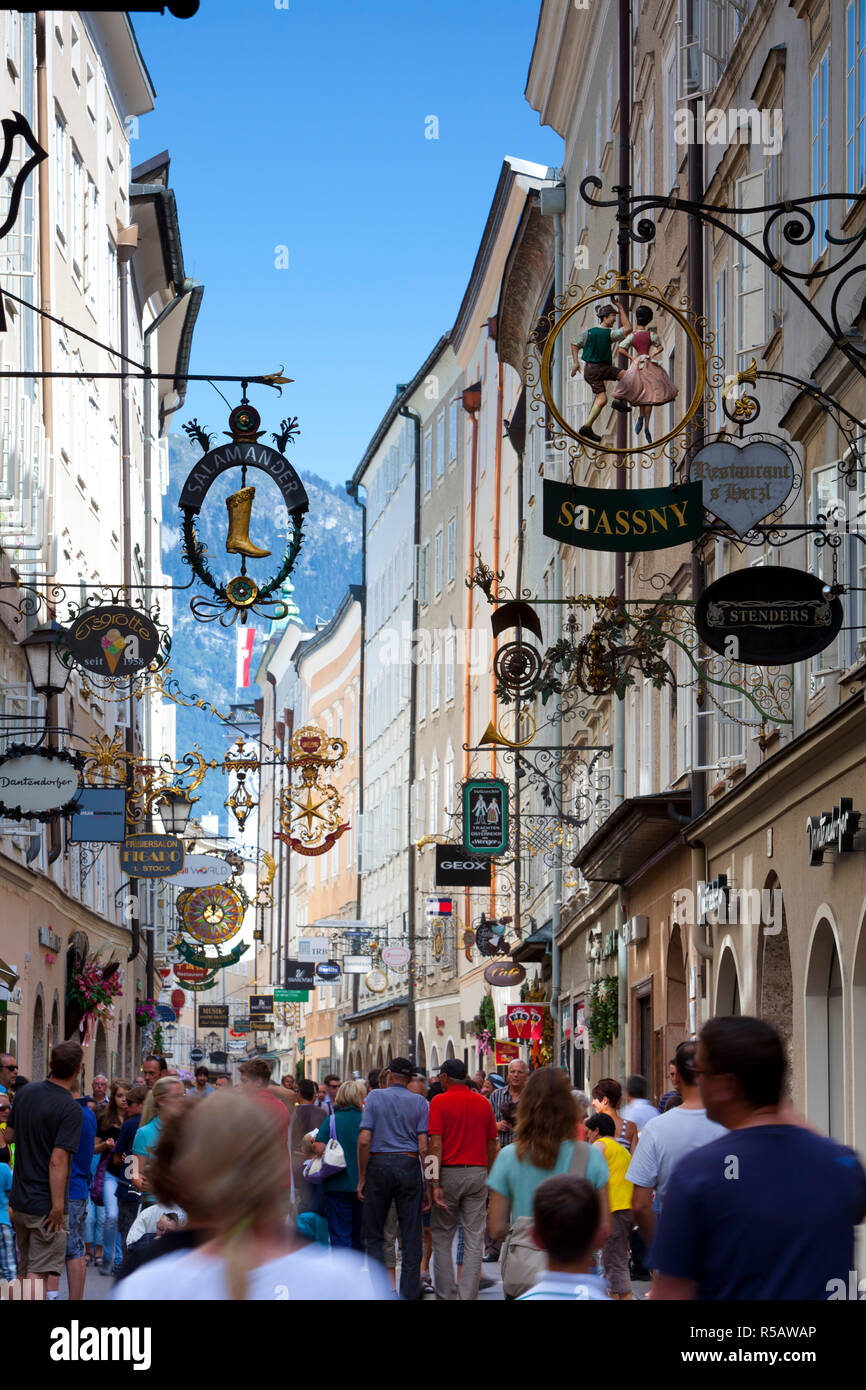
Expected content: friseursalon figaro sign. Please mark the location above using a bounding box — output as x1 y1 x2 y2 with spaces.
806 799 861 866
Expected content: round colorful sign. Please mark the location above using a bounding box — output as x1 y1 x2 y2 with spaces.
179 884 243 945
60 604 163 677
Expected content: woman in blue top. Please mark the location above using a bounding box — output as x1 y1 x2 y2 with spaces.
488 1067 610 1298
311 1079 366 1252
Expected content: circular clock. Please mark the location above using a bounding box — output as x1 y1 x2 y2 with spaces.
365 969 388 994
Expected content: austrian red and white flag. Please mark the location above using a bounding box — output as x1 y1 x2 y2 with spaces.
236 627 255 689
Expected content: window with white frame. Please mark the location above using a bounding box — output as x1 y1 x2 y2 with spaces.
70 148 84 277
645 111 654 198
765 105 783 335
639 678 654 794
446 514 456 584
106 116 114 173
107 235 117 349
435 411 445 480
84 179 98 314
444 626 456 702
810 465 850 680
429 758 439 835
675 638 693 779
415 541 429 607
423 429 432 494
414 764 426 840
85 61 95 122
812 46 830 262
448 397 458 467
433 528 443 598
713 265 728 416
444 745 454 826
54 112 67 241
431 640 441 712
417 650 427 721
848 2 866 202
70 21 80 85
735 170 765 372
664 47 678 189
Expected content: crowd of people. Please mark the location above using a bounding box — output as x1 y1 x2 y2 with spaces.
1 1013 865 1301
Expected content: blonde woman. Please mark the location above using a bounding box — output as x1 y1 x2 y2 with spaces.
311 1079 366 1250
113 1092 389 1300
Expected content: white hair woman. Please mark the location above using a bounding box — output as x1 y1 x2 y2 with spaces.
114 1091 388 1300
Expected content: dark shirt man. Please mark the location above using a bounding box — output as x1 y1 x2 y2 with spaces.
428 1059 498 1301
358 1057 430 1301
7 1041 84 1293
652 1017 866 1301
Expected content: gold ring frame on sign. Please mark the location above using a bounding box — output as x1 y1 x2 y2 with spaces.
536 280 709 458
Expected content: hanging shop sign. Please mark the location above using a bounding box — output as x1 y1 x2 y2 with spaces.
435 844 493 888
275 987 308 1002
344 955 373 975
173 962 211 985
315 960 341 980
484 962 527 988
381 946 411 968
475 919 504 958
284 959 316 989
687 439 795 536
543 480 704 552
365 969 388 993
426 896 452 917
249 994 274 1013
179 402 309 625
178 884 243 946
695 566 844 665
59 604 164 678
190 1048 205 1062
463 778 509 855
506 1004 547 1041
155 1005 176 1023
69 787 127 843
298 935 330 962
209 1050 229 1066
494 1039 520 1064
169 854 234 888
119 834 185 879
228 1038 247 1052
806 799 861 866
198 1005 230 1029
0 745 81 822
172 937 250 970
184 974 220 992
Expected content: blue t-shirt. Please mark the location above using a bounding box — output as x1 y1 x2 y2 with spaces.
0 1163 11 1225
651 1124 866 1300
359 1086 428 1153
488 1140 609 1220
69 1102 97 1200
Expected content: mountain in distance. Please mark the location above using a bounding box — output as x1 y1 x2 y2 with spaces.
158 432 361 825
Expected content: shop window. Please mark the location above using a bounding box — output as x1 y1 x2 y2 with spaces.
805 919 845 1141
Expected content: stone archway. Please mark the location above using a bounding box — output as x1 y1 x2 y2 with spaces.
50 998 59 1058
31 993 45 1080
430 1045 440 1072
805 917 844 1141
854 917 866 1155
385 1045 393 1067
93 1022 108 1082
662 925 687 1084
757 872 793 1058
417 1033 427 1069
125 1020 133 1078
445 1038 455 1061
376 1045 384 1070
715 946 741 1016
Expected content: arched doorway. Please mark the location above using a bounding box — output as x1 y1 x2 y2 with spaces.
430 1045 440 1072
757 874 793 1057
445 1039 455 1061
417 1033 427 1069
854 919 866 1154
716 946 741 1016
376 1045 384 1069
805 918 844 1141
385 1045 393 1066
93 1022 108 1081
663 925 687 1089
125 1021 133 1078
50 998 59 1057
31 994 45 1080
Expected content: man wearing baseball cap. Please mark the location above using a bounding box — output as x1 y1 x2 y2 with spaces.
358 1056 430 1300
428 1059 499 1300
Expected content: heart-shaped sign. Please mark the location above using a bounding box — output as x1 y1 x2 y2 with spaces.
688 439 794 536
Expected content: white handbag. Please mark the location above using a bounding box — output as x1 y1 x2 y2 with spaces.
302 1113 347 1184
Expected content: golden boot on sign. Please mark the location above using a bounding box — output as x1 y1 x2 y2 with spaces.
225 486 271 559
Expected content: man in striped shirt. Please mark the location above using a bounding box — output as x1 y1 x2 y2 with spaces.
489 1059 528 1148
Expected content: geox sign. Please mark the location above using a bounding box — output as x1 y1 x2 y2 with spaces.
435 844 492 887
806 799 861 866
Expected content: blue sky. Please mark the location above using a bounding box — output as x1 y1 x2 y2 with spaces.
131 0 562 487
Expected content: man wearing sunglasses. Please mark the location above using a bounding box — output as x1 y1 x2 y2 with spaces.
0 1055 17 1095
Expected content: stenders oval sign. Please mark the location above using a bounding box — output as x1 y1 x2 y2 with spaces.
695 566 843 665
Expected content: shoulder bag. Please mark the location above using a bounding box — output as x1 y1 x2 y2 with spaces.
500 1141 591 1299
302 1112 347 1185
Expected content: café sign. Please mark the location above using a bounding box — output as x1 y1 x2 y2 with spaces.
483 962 526 988
806 799 861 866
543 480 703 552
695 566 843 665
0 746 81 821
60 604 163 678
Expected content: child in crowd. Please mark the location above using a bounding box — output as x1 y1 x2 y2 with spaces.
516 1174 609 1301
585 1111 635 1299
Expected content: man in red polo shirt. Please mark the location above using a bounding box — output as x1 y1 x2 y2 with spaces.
428 1058 498 1300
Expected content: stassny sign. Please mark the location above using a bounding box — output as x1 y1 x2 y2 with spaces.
543 480 704 552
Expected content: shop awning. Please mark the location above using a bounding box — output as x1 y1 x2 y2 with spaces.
343 995 408 1024
512 921 552 963
0 958 19 990
572 792 692 884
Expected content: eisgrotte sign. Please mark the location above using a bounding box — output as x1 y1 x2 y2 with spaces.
695 566 844 665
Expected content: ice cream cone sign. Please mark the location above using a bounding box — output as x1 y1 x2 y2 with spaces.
100 628 128 674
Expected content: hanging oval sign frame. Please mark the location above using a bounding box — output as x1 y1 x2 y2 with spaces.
484 962 527 988
178 402 309 625
695 566 844 665
0 744 82 821
59 603 167 680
